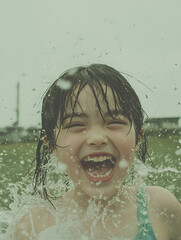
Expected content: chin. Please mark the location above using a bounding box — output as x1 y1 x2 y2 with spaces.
80 181 121 200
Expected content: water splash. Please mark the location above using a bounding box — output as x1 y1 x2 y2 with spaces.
1 152 180 239
56 78 72 90
175 149 181 155
119 159 129 169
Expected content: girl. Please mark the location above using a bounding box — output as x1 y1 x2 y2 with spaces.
7 64 181 239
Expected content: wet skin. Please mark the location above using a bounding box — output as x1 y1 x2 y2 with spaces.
13 86 181 240
53 85 138 201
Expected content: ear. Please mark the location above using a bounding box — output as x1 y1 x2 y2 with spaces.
135 128 144 151
43 135 52 153
43 135 49 144
43 135 49 147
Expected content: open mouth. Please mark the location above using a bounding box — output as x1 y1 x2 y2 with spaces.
81 155 116 183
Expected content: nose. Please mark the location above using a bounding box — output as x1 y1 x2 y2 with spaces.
86 128 108 146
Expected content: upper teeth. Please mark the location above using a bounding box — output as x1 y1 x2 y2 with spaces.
83 155 114 163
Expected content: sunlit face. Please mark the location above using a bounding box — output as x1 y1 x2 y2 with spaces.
54 85 137 199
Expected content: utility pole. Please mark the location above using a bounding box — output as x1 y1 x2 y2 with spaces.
16 82 20 127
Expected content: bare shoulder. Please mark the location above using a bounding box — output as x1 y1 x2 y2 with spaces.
147 186 181 240
147 186 181 213
13 206 55 240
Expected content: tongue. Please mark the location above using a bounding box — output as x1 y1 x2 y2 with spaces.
88 168 110 176
81 159 114 177
87 164 111 176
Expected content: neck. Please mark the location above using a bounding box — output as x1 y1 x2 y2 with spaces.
69 185 132 215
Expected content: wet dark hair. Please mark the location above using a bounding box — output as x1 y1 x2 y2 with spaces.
33 63 148 201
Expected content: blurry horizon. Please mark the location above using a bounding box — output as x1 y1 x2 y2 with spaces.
1 0 181 128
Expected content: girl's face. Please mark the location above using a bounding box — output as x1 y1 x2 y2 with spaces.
54 85 137 199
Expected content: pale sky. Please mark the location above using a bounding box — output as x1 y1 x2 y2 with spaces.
0 0 181 128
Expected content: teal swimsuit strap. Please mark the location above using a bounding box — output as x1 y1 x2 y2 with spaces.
135 187 157 240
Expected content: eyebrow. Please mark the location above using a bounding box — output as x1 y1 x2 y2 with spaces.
104 109 125 118
62 109 126 121
63 112 87 121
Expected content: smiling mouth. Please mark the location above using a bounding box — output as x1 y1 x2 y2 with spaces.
81 155 116 183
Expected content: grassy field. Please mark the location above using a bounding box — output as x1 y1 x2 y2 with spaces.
144 134 181 201
0 134 181 209
0 142 37 209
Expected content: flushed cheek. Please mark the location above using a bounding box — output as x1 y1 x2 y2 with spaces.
56 133 81 159
58 132 83 151
58 149 81 182
55 139 82 182
114 135 136 159
58 146 78 166
114 135 136 175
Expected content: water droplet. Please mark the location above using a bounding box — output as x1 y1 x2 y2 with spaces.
56 78 72 90
175 149 181 156
67 67 78 76
59 162 67 171
119 160 128 169
96 181 102 186
140 170 148 177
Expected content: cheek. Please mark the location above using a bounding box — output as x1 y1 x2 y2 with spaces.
55 146 81 182
56 134 80 157
114 132 136 159
55 133 81 165
56 147 77 166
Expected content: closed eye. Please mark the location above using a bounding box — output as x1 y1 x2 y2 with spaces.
108 120 127 125
64 123 85 128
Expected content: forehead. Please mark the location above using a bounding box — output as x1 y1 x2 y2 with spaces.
66 84 117 113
